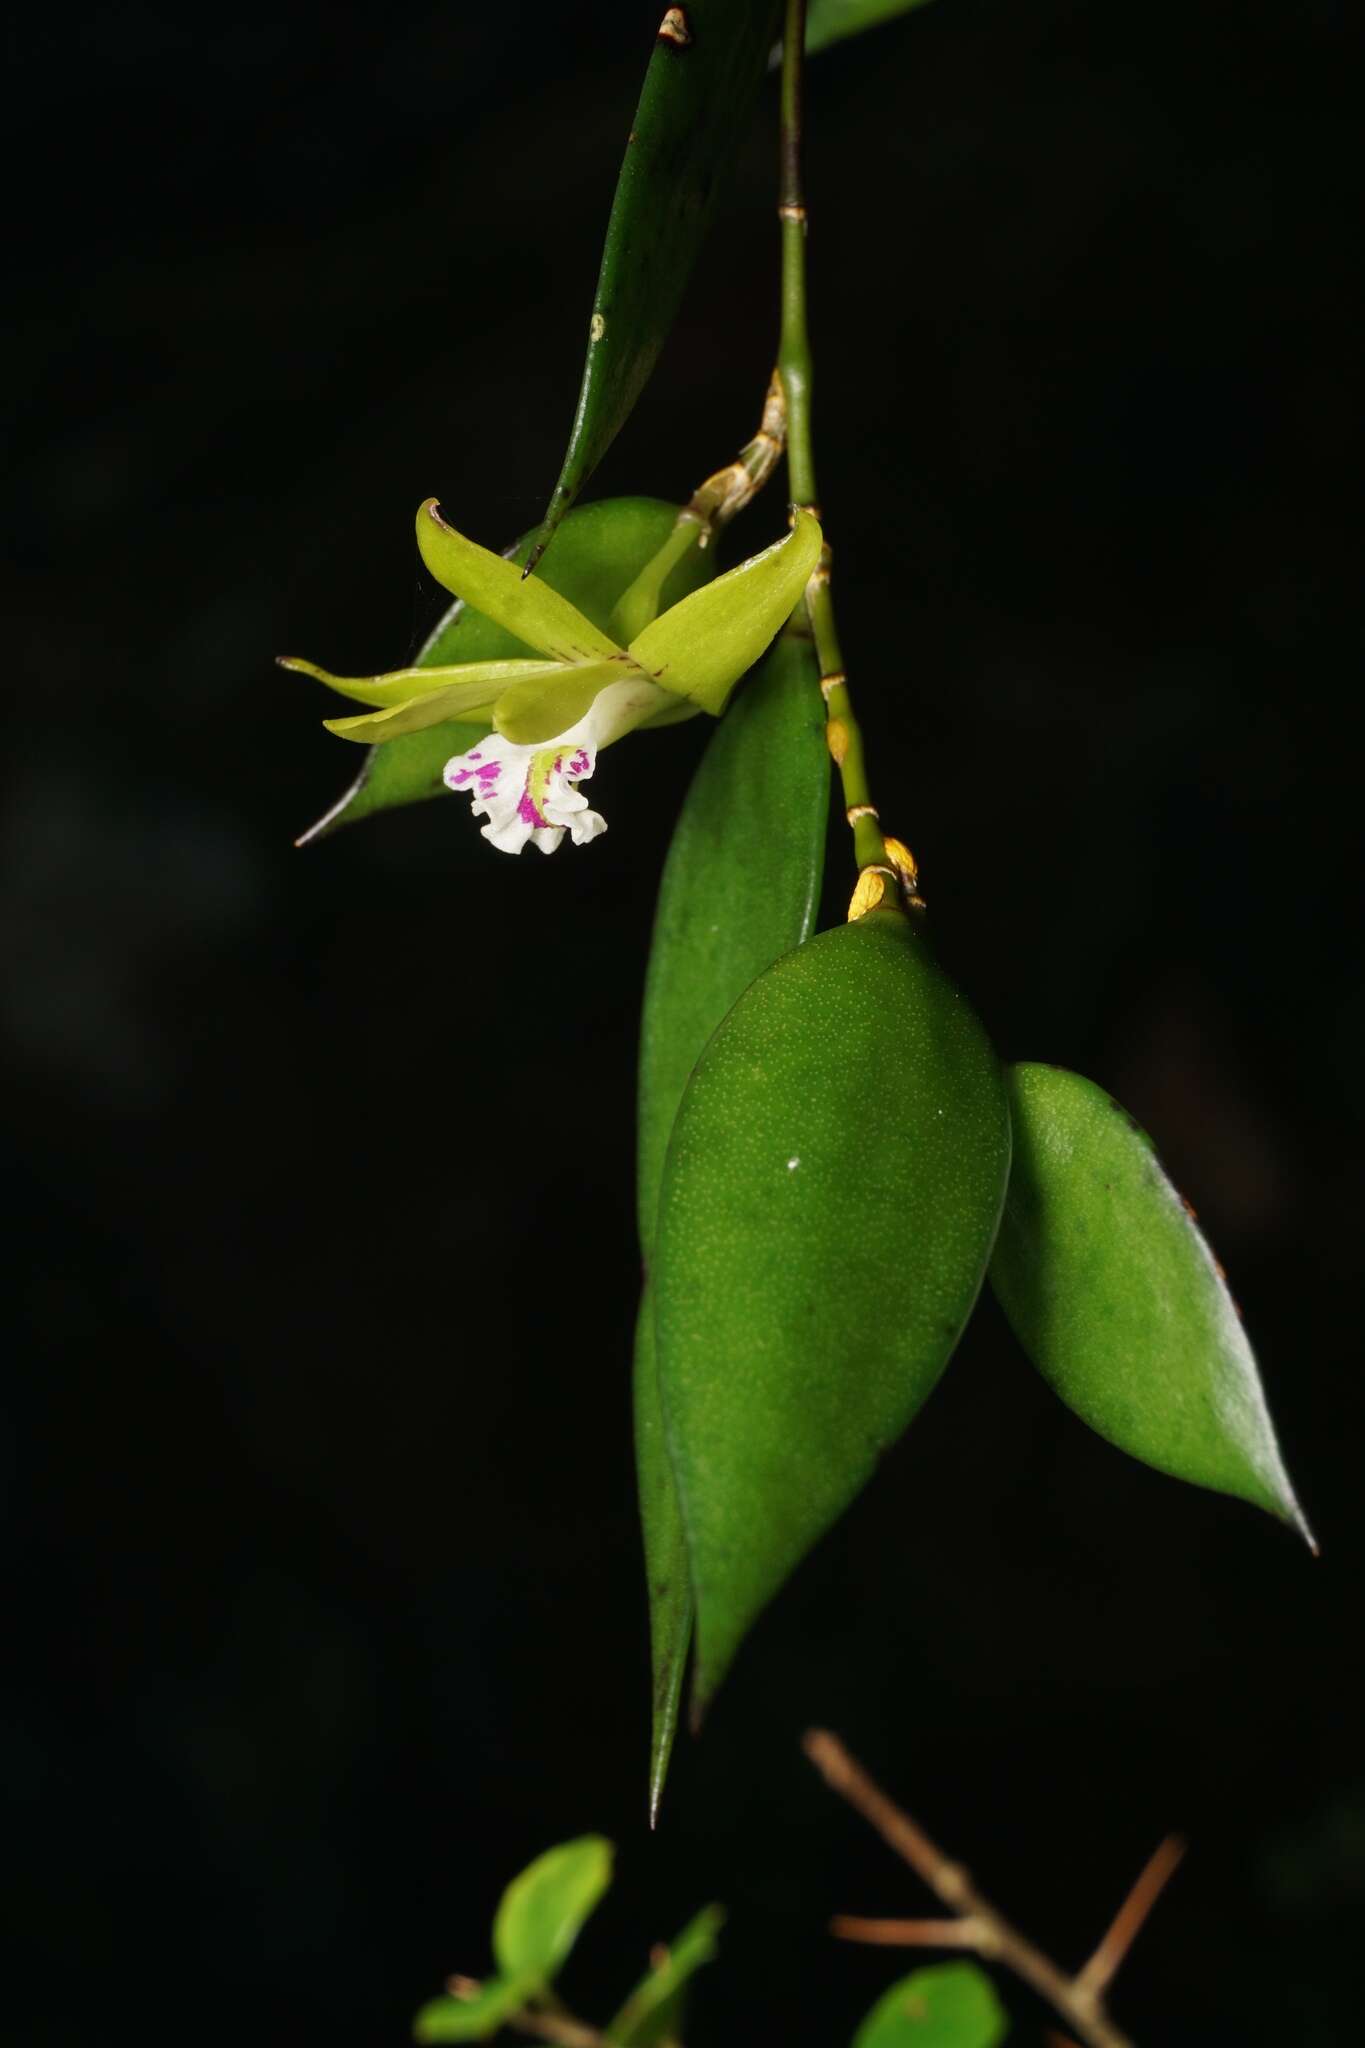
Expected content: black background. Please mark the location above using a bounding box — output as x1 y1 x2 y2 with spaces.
6 1 1363 2042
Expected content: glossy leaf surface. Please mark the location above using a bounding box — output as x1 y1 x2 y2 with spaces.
990 1063 1310 1539
654 909 1011 1710
491 1835 613 1984
807 0 937 57
533 0 780 557
635 632 829 1808
637 632 830 1256
412 1977 525 2044
604 1904 725 2048
629 512 821 715
298 499 711 842
852 1963 1009 2048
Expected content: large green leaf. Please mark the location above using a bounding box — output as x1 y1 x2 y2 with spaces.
635 631 829 1813
491 1835 614 1984
297 498 711 843
852 1963 1009 2048
604 1904 726 2048
637 631 830 1255
989 1063 1312 1541
807 0 938 57
654 908 1011 1712
531 0 781 562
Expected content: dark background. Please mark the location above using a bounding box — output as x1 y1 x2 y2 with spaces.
6 0 1363 2041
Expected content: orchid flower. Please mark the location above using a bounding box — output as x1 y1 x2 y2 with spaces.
280 499 822 855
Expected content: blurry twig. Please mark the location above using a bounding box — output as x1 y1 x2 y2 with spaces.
805 1731 1184 2048
444 1982 604 2048
1075 1833 1185 1999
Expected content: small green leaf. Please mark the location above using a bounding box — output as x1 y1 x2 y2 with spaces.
628 512 822 715
412 1977 525 2044
852 1963 1009 2048
533 0 781 558
297 498 713 843
655 908 1011 1712
989 1063 1312 1541
490 1836 614 1986
604 1904 726 2048
807 0 938 58
635 631 829 1811
417 502 622 664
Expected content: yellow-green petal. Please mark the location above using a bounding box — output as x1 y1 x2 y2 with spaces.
323 679 510 744
627 511 823 716
492 660 633 747
416 500 623 665
277 653 566 711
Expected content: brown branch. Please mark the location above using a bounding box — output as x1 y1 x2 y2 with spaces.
1075 1834 1185 2000
831 1916 988 1949
511 2011 604 2048
803 1730 1137 2048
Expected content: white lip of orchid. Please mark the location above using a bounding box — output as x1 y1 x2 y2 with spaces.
443 677 674 856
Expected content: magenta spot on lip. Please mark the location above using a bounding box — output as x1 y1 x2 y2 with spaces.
569 750 591 775
468 750 482 760
518 792 549 828
554 755 564 774
477 761 500 780
450 768 474 785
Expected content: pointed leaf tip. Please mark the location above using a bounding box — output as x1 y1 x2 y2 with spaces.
989 1062 1311 1539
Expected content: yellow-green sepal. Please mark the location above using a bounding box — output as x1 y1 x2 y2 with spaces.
628 511 822 715
416 500 622 664
279 653 565 713
321 679 509 743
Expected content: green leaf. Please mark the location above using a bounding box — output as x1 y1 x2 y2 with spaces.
989 1063 1312 1541
491 1835 614 1985
531 0 781 560
635 631 829 1812
412 1977 526 2044
852 1963 1009 2048
807 0 938 58
604 1904 726 2048
654 908 1011 1712
628 512 823 715
638 632 831 1258
297 498 713 843
417 501 622 663
633 1295 690 1828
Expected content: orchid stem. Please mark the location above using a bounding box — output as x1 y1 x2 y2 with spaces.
777 0 890 886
